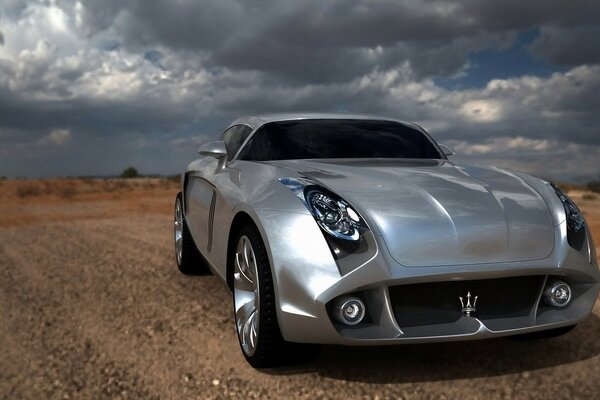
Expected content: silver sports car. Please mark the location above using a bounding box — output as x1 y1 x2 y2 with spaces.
174 113 599 368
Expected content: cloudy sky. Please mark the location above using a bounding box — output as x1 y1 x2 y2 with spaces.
1 0 599 180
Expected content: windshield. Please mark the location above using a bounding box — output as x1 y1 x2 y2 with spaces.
237 119 443 161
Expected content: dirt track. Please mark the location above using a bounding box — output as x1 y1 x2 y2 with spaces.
1 179 600 399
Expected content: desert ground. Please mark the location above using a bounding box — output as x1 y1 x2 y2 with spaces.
1 178 599 400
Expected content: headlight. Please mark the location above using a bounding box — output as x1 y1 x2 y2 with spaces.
550 183 584 232
279 177 376 272
305 189 365 241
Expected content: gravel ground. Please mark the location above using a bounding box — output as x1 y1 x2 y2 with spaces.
1 182 600 399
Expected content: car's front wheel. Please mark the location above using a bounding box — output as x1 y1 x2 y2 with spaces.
174 192 210 275
232 224 317 368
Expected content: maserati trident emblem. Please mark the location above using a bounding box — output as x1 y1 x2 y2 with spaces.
459 291 478 317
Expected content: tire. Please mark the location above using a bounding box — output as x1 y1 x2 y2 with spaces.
231 223 318 368
174 192 211 275
509 324 576 340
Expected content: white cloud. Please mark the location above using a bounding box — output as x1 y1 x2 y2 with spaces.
169 134 211 149
447 137 600 181
459 99 504 123
451 136 552 155
36 128 71 146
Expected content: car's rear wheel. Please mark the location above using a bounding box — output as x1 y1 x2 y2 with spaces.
232 224 317 368
174 192 210 275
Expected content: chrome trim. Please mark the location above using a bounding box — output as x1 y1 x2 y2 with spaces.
198 140 227 158
207 191 217 252
332 296 366 325
279 177 369 241
174 197 183 265
305 189 362 241
532 275 548 320
543 280 572 307
438 143 456 156
459 291 478 317
233 235 260 357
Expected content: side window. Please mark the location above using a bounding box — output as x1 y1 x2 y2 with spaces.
222 125 253 161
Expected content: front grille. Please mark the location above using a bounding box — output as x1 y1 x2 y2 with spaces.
388 276 545 328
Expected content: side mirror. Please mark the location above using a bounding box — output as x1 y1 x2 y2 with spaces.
198 141 227 158
439 144 456 156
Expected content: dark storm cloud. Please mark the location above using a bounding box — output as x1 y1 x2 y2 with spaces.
62 0 600 75
529 25 600 67
211 32 506 83
1 0 600 179
65 0 246 47
71 0 600 47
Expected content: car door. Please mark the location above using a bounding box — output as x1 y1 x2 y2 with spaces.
185 124 253 259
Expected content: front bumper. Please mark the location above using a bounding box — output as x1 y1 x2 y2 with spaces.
255 210 600 345
330 273 598 344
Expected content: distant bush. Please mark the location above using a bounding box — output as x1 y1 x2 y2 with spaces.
16 183 42 198
142 180 159 190
120 166 139 179
60 185 76 199
104 180 129 192
587 180 600 194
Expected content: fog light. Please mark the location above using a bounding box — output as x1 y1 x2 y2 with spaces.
543 281 572 307
332 296 365 325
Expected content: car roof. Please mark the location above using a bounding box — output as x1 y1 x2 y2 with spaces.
228 113 421 131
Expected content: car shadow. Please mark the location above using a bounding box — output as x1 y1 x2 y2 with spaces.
265 314 600 384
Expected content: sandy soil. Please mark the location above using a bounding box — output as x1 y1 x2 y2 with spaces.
1 179 599 399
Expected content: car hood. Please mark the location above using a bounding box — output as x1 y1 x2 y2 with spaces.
273 159 555 267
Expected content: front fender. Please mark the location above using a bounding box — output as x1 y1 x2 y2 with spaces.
251 208 343 341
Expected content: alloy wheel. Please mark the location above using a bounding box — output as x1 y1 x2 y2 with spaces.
233 235 260 356
174 198 183 265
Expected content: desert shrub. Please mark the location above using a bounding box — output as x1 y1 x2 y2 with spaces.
120 166 139 179
103 181 116 192
161 178 178 189
103 180 128 192
42 180 54 195
60 185 77 199
81 177 96 186
142 179 158 190
587 180 600 194
16 183 42 198
582 193 597 201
